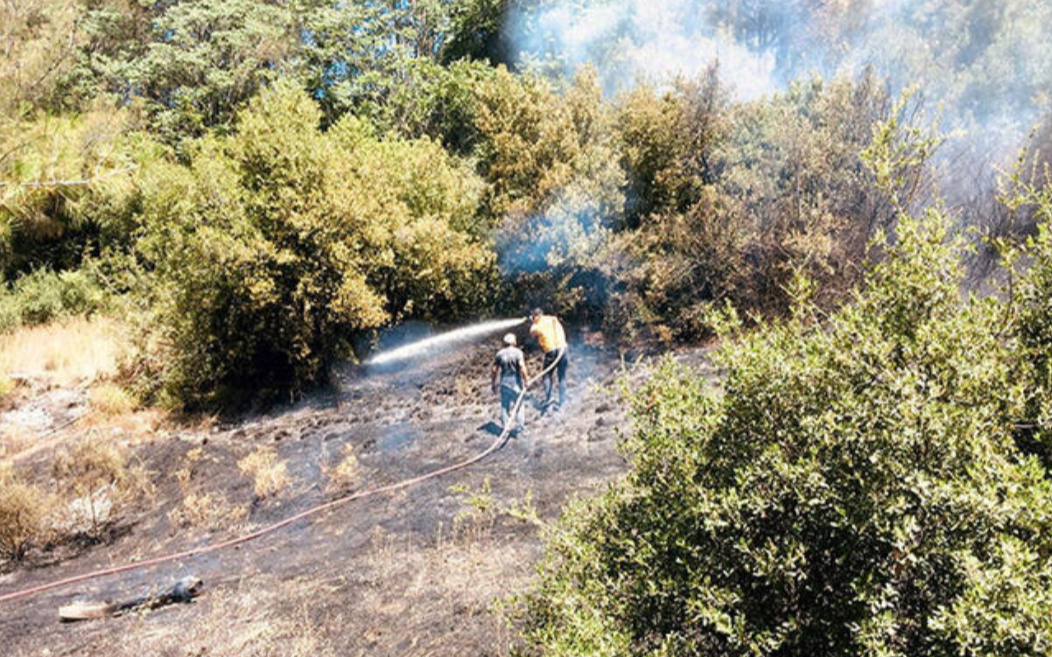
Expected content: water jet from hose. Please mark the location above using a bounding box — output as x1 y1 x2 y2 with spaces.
367 317 527 366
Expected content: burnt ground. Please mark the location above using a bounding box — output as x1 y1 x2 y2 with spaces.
0 330 717 657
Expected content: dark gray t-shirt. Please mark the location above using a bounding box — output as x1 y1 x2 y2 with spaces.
494 346 525 390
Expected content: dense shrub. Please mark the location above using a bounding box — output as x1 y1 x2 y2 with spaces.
9 268 106 325
1009 173 1052 468
127 81 497 408
606 71 734 340
0 267 107 334
603 73 912 342
614 70 726 230
517 210 1052 656
475 66 625 317
718 74 897 312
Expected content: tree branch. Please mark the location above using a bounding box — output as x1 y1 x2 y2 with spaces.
0 166 136 190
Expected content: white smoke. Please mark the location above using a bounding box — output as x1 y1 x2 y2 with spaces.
506 0 1052 188
510 0 778 100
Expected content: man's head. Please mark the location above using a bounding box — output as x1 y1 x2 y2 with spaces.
531 308 543 322
503 333 517 346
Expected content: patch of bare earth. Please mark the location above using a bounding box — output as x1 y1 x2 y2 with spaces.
0 329 723 656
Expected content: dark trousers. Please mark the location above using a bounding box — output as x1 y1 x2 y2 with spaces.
542 348 567 408
500 385 523 429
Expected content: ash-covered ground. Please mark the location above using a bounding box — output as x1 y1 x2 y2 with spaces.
0 330 714 656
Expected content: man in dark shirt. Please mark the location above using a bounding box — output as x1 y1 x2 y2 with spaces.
491 333 529 435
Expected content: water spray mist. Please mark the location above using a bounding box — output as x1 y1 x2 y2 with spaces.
367 317 528 366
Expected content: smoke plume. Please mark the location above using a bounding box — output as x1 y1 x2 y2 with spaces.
506 0 1052 165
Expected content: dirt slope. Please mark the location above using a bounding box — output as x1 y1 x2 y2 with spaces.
1 333 712 656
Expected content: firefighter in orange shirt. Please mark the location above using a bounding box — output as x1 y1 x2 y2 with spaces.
529 307 568 411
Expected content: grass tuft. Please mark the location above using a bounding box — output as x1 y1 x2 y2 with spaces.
0 465 57 561
88 382 137 416
238 446 290 499
168 491 247 531
325 444 359 492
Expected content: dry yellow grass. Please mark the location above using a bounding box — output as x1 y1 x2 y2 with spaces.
168 491 248 531
238 446 291 499
0 317 170 447
52 434 152 538
0 424 35 462
88 382 137 416
324 443 359 492
0 316 124 386
0 464 58 561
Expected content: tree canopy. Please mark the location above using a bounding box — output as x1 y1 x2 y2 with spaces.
1 0 1049 402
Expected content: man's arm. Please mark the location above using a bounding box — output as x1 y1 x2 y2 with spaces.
491 363 499 393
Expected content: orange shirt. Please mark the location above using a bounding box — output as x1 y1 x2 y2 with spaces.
530 315 567 353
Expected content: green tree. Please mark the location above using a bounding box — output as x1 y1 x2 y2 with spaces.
69 0 292 144
289 0 471 133
0 103 139 279
475 65 624 316
443 0 515 66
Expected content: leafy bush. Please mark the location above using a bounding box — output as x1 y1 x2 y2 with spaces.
1008 171 1052 467
126 81 496 408
8 268 106 326
517 210 1052 656
614 70 726 230
0 267 107 335
475 66 625 316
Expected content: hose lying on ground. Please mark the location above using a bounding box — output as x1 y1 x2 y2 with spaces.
0 350 562 606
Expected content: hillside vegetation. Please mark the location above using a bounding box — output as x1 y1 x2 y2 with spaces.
3 1 1052 654
519 183 1052 656
3 0 1049 408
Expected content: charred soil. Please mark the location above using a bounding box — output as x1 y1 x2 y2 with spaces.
0 334 714 656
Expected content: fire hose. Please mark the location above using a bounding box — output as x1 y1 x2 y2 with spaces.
0 349 563 606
